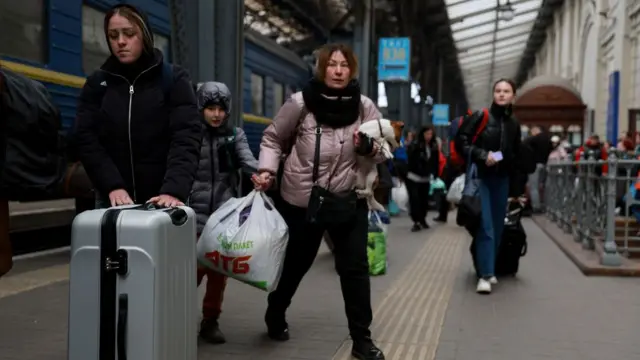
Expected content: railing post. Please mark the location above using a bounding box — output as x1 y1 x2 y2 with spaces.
602 152 622 266
547 162 556 222
562 158 572 233
583 152 595 250
573 155 585 243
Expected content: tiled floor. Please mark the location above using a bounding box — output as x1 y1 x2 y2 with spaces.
1 215 639 360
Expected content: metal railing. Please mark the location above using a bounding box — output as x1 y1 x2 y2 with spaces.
544 150 640 266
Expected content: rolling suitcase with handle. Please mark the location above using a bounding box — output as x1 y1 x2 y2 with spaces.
68 203 198 360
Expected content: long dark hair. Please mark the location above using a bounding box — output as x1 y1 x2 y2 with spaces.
418 124 436 146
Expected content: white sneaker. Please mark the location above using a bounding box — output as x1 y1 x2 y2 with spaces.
476 278 492 294
488 276 498 285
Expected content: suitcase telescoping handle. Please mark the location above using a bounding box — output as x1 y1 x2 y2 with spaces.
141 202 189 226
117 294 128 360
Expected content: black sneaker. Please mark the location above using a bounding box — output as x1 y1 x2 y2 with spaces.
352 338 385 360
199 319 226 344
410 223 421 232
265 309 290 341
433 216 446 223
419 220 430 229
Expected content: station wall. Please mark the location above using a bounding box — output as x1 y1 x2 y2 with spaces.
524 0 640 145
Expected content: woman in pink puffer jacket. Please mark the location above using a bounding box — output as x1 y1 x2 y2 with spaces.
252 43 385 360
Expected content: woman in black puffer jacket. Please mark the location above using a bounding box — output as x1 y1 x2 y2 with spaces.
75 4 201 208
456 78 522 294
406 124 440 232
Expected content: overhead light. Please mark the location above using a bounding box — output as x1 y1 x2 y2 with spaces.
497 0 515 22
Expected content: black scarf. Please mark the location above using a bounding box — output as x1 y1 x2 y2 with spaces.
301 78 362 128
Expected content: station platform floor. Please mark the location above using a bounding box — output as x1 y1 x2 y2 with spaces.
1 215 639 360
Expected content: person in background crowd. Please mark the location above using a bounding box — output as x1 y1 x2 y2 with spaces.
619 138 636 159
190 82 258 344
523 125 551 214
252 43 385 360
547 135 568 162
405 130 415 146
456 78 522 294
406 124 439 232
434 139 463 223
75 4 201 209
575 134 608 174
617 131 632 151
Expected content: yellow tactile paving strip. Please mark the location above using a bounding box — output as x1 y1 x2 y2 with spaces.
332 226 465 360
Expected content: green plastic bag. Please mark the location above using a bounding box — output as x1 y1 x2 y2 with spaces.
367 232 387 276
429 178 446 196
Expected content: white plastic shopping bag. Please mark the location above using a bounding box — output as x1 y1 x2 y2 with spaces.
446 174 465 204
197 190 289 292
391 182 409 212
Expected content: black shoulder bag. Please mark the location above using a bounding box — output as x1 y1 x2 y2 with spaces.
306 125 358 225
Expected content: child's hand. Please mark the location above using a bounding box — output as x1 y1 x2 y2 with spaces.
252 172 273 191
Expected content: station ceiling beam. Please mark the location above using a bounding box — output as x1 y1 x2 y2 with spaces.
270 0 331 42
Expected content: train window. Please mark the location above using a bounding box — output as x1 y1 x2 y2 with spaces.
82 6 110 74
251 73 264 115
153 33 170 59
0 0 46 63
273 81 284 114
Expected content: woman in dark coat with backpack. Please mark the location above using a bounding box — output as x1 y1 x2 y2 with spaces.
75 4 202 208
406 124 440 232
456 78 522 294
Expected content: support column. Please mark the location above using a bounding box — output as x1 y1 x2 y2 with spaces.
614 0 631 134
171 0 244 128
385 83 400 121
385 83 412 128
353 0 373 96
213 0 245 128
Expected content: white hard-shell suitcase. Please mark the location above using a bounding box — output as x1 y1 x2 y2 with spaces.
67 204 198 360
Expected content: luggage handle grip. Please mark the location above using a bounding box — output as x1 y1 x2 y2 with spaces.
141 202 188 226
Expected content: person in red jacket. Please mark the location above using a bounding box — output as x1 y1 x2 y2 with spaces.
575 134 608 174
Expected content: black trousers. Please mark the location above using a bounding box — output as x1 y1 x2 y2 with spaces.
268 198 373 341
406 179 430 223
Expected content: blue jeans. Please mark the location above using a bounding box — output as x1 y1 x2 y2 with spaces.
475 175 510 277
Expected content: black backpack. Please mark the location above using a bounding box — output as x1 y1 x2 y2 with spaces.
0 67 67 201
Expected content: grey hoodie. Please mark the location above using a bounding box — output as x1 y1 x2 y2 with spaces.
190 82 258 233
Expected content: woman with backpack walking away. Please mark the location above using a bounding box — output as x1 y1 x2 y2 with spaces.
74 4 201 209
252 43 386 360
455 79 522 294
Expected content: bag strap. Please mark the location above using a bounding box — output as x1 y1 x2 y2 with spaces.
312 125 322 184
471 108 489 143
